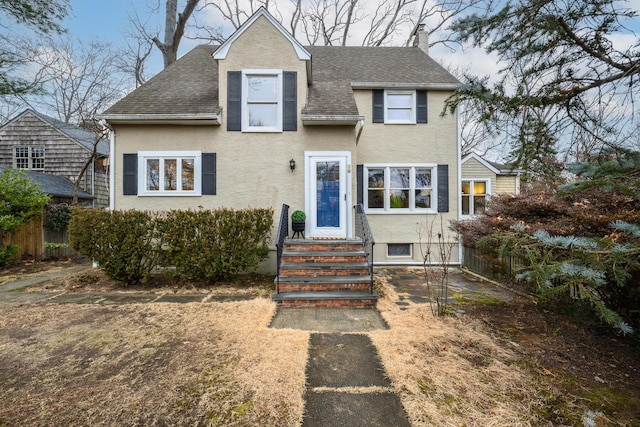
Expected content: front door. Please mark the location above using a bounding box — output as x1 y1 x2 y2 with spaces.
305 152 351 238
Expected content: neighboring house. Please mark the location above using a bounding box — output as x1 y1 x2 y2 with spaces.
0 166 94 205
100 8 460 270
460 153 522 217
0 109 109 208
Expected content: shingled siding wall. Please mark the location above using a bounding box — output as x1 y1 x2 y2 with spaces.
0 112 109 208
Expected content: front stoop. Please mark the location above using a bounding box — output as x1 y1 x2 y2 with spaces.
273 239 378 308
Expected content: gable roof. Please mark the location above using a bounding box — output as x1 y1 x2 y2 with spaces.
101 9 459 125
0 166 93 200
1 109 109 156
100 45 220 124
461 153 523 175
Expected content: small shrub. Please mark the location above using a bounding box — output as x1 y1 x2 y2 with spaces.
291 210 306 221
44 204 72 232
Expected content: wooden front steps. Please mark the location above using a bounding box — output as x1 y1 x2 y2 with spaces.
272 239 378 308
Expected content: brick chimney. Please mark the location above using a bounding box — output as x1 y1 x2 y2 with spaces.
413 23 429 54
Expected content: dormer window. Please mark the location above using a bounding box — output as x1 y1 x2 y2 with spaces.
244 70 282 132
227 70 297 133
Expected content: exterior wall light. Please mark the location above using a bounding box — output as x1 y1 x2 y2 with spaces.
290 158 295 172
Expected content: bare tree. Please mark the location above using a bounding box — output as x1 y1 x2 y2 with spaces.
127 0 485 73
72 119 110 206
26 37 127 125
152 0 200 68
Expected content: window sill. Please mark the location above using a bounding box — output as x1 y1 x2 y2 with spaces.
365 209 437 215
138 192 202 197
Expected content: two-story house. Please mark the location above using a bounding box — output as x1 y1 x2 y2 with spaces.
0 109 109 208
100 8 460 299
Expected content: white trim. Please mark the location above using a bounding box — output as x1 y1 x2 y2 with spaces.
109 130 115 210
461 152 524 175
387 243 413 258
460 178 490 218
242 69 283 132
351 82 460 90
213 7 311 61
305 151 352 239
384 90 416 124
137 151 202 196
363 163 438 214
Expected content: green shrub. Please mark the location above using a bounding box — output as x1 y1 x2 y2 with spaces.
291 210 306 221
69 208 160 285
69 207 273 285
44 204 72 232
159 208 273 282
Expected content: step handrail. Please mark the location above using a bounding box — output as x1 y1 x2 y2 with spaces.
354 203 375 293
275 204 289 294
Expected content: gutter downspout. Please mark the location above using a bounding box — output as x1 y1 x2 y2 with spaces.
456 106 463 266
91 161 95 208
356 119 365 145
109 127 115 211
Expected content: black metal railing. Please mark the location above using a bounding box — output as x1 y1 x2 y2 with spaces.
275 203 289 294
354 203 375 293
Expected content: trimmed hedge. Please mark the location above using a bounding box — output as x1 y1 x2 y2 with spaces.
69 207 273 285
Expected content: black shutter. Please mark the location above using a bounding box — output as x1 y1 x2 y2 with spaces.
123 153 137 195
202 153 216 195
357 164 363 205
227 71 241 131
372 89 384 123
283 71 297 131
417 90 428 123
437 164 449 212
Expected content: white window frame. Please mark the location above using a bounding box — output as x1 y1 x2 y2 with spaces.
384 90 416 124
364 164 437 214
461 179 490 217
138 151 202 196
242 69 283 132
387 243 413 258
14 146 45 170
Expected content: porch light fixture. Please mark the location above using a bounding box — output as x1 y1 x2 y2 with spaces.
289 158 295 172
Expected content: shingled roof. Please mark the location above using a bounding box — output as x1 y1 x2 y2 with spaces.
0 166 93 200
101 45 220 121
101 43 458 122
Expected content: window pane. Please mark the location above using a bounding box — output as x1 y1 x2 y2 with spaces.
388 243 411 257
474 181 487 195
387 94 412 108
15 147 28 157
368 190 384 208
248 76 277 102
461 181 471 195
182 159 194 191
415 168 432 188
146 159 159 191
390 190 409 208
164 159 177 190
31 147 45 170
248 104 278 127
415 189 431 208
390 168 410 189
462 195 470 215
387 108 412 121
474 196 486 214
368 168 384 189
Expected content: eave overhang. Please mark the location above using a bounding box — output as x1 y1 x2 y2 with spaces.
301 115 364 126
350 82 461 90
98 113 221 126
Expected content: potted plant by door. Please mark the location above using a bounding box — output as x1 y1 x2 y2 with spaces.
291 210 306 238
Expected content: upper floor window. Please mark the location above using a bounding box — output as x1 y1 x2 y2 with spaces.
138 151 201 196
365 165 436 213
15 147 45 170
245 73 281 130
372 89 427 124
461 179 488 216
227 70 297 133
385 91 415 124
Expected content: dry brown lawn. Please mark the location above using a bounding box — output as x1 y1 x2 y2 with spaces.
1 263 639 426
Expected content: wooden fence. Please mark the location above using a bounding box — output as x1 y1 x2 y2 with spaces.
3 215 44 260
3 215 76 261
